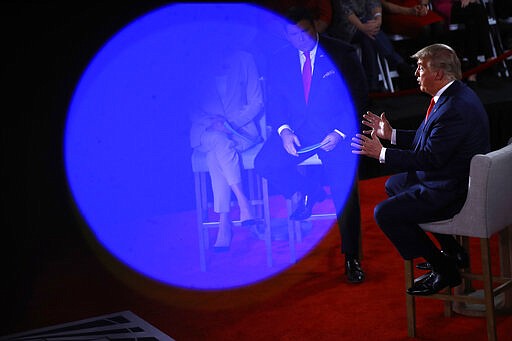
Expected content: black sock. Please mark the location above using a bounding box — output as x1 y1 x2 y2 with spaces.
345 253 358 262
434 233 465 255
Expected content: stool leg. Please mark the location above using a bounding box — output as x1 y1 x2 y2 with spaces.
195 172 207 272
453 236 470 313
480 238 497 341
287 197 297 263
459 236 474 294
405 260 416 337
499 225 512 309
376 53 389 92
295 220 302 243
262 177 273 268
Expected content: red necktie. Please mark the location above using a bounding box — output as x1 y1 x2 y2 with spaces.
425 97 435 120
302 51 312 103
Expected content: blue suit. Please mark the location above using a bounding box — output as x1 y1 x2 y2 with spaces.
374 80 490 259
255 35 368 256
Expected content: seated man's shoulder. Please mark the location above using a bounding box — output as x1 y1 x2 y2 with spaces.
320 34 356 53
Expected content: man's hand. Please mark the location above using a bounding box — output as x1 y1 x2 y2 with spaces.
361 111 393 141
351 130 383 159
319 132 342 152
280 129 301 157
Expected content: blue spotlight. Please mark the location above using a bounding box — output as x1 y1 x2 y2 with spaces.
64 3 357 290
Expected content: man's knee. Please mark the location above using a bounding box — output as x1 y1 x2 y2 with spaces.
385 173 406 197
374 199 396 230
384 178 393 196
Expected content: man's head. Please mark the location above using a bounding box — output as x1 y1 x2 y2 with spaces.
411 44 462 96
284 7 318 52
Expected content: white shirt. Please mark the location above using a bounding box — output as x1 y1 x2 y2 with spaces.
277 35 346 140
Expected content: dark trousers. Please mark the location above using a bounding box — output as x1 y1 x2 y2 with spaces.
451 2 493 69
374 173 465 260
351 29 405 90
254 131 360 256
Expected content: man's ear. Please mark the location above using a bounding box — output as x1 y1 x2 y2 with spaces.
434 69 444 81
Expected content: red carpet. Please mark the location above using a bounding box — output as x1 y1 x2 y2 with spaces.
6 176 512 340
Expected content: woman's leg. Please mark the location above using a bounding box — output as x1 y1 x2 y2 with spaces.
202 131 242 247
230 182 254 222
205 148 233 247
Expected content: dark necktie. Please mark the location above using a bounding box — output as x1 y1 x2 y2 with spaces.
302 50 312 103
425 97 435 121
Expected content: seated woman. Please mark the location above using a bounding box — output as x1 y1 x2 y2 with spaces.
432 0 493 84
381 0 445 50
190 48 264 250
329 0 415 92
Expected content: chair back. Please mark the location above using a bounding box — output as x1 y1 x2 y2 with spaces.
420 140 512 238
467 142 512 237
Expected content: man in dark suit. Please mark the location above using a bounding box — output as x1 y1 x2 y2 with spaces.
351 43 490 295
254 7 369 283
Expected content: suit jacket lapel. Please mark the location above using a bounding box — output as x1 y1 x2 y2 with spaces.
309 47 334 105
287 47 306 103
416 81 459 149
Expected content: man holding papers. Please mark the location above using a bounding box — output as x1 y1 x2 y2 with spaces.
254 7 368 282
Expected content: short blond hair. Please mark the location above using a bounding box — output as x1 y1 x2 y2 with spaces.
411 44 462 80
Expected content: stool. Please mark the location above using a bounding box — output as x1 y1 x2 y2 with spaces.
405 140 512 340
191 116 273 271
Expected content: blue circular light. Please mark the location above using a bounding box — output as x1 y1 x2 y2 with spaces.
64 3 357 290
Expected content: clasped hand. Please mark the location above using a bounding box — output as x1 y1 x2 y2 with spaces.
412 4 428 16
207 117 230 133
361 20 380 39
351 111 392 159
460 0 476 8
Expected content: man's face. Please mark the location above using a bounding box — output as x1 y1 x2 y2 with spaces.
286 19 317 52
415 57 438 96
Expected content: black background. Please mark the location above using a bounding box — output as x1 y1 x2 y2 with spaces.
2 0 209 332
4 1 512 334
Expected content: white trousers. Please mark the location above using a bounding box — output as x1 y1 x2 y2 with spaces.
198 130 241 213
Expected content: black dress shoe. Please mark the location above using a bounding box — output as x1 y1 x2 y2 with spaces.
413 271 431 285
345 259 365 283
289 188 326 221
407 269 461 296
416 249 470 271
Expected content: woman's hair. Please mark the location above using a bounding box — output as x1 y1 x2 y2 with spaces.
411 44 462 80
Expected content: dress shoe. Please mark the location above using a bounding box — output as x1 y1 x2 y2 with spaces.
407 269 461 296
413 271 431 285
289 188 326 221
213 228 233 252
213 236 232 252
416 249 470 271
408 255 461 296
345 259 365 283
213 245 230 252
